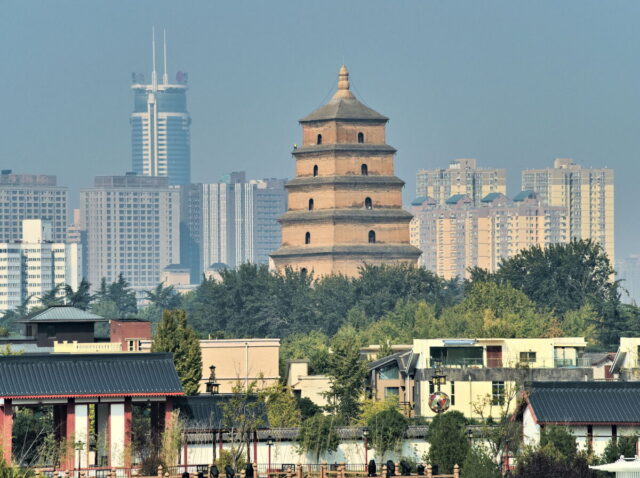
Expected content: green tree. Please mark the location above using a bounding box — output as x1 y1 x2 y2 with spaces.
259 384 301 428
602 435 638 463
151 310 202 395
326 325 367 423
515 446 595 478
367 406 408 458
297 413 340 461
38 284 64 308
64 279 92 310
108 273 138 316
279 331 330 377
145 283 182 310
461 447 499 478
539 426 577 461
296 397 322 421
427 411 469 474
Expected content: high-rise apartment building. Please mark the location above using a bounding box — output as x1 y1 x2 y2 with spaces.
410 191 567 279
522 158 614 261
0 220 81 312
271 66 420 277
416 159 506 206
197 172 287 273
80 174 180 291
0 170 68 243
131 31 191 185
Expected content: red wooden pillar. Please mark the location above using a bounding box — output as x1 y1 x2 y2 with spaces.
164 398 173 430
124 397 133 467
65 398 76 470
0 399 13 465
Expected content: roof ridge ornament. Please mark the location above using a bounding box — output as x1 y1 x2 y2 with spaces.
333 64 354 99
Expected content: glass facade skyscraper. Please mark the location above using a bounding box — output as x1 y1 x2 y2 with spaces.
130 34 191 185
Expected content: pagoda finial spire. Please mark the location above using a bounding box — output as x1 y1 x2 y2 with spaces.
333 64 354 99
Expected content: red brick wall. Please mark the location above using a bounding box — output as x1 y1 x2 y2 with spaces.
109 320 152 351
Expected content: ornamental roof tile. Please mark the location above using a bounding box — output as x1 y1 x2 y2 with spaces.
527 381 640 424
0 353 183 398
18 306 106 323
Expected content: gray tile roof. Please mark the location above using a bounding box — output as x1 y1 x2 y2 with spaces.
527 381 640 424
286 176 405 188
0 353 183 398
175 395 269 431
19 306 106 323
292 144 397 156
300 97 388 123
278 209 414 225
270 244 423 259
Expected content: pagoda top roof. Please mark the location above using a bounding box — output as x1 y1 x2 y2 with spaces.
300 66 388 123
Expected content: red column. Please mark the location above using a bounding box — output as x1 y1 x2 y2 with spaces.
0 399 13 465
164 398 173 430
65 399 76 470
124 398 133 467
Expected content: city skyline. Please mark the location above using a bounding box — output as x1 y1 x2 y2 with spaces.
0 1 638 260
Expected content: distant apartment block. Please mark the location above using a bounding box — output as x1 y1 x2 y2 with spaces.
182 172 287 277
522 158 614 261
0 220 81 312
416 159 506 206
410 191 567 279
80 174 180 291
0 170 68 243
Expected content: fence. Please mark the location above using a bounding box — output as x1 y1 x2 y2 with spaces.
34 463 461 478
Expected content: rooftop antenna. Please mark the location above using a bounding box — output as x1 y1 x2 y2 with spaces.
151 26 158 91
163 29 169 85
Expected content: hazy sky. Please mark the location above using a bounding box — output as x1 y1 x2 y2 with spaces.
1 1 639 260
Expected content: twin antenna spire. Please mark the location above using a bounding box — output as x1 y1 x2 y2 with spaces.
151 26 169 90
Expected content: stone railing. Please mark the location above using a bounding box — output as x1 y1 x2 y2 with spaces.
53 341 123 353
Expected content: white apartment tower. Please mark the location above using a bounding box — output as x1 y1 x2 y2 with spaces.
80 174 180 291
0 220 81 312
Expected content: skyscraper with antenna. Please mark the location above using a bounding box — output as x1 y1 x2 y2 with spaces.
131 28 191 185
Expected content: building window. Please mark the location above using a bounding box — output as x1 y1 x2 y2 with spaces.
519 351 537 364
429 381 434 394
127 339 141 352
492 381 505 405
305 232 311 244
384 387 400 399
365 197 373 209
450 381 456 406
361 164 368 176
358 132 365 143
368 230 376 244
379 364 399 380
46 325 55 338
313 165 318 177
317 134 322 145
308 198 314 211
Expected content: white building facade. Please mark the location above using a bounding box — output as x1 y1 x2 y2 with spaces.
0 220 82 312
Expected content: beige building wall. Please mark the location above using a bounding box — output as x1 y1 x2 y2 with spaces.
411 192 566 278
198 339 280 393
522 158 614 262
286 361 331 407
416 159 506 206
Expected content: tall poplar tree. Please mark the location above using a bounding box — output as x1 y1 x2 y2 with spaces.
151 309 202 395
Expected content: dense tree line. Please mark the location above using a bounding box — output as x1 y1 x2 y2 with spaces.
2 240 637 352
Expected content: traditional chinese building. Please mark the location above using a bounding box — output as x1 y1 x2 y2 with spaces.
270 66 421 277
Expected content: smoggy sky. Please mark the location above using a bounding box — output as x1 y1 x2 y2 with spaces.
1 1 638 261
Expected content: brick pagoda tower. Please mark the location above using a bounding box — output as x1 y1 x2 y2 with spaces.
270 66 421 277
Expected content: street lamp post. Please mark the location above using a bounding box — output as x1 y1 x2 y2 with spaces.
205 365 220 462
362 429 370 467
266 437 274 472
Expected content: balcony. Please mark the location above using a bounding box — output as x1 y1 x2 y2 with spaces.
54 341 123 354
554 357 591 368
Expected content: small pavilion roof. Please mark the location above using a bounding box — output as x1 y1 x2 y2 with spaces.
17 306 106 323
0 353 183 399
